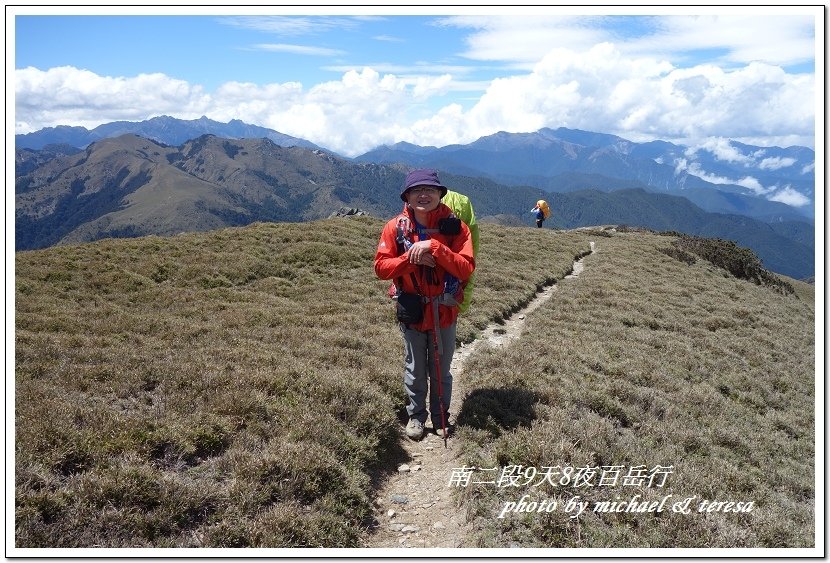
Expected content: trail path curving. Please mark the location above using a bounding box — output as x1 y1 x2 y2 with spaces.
363 242 595 549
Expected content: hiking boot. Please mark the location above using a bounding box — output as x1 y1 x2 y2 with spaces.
406 419 425 440
432 423 453 437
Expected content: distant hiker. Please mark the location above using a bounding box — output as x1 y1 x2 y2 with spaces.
531 199 551 228
374 169 475 441
441 190 479 314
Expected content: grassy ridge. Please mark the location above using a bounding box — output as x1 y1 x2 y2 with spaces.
14 217 590 547
457 231 815 547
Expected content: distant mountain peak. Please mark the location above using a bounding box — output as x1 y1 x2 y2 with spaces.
15 115 331 155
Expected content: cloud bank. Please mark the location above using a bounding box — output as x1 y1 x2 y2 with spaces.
15 39 814 159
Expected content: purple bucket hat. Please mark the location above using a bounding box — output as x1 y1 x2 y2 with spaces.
401 169 447 200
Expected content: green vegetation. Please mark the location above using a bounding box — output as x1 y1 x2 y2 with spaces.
14 217 587 547
667 233 794 295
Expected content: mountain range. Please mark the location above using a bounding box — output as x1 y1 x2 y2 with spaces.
15 115 326 153
355 127 815 224
16 116 815 223
14 117 816 280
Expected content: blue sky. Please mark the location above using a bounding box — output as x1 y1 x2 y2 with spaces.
14 14 494 116
10 6 822 165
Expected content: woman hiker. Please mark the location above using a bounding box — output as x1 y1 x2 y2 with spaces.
374 169 475 441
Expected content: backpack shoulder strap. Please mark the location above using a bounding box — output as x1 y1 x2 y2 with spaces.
393 215 423 295
395 215 412 255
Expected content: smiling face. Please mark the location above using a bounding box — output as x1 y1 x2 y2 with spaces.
404 186 442 215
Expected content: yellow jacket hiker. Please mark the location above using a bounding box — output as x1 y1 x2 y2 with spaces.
531 199 551 228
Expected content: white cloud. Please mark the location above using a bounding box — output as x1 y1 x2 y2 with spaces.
673 151 813 208
758 156 797 170
441 14 815 69
256 68 454 152
634 15 816 67
252 43 346 57
373 34 404 43
406 104 469 147
207 80 304 124
688 137 755 165
683 138 800 172
14 35 816 158
768 186 811 207
656 62 815 146
425 43 815 154
220 15 359 36
14 66 210 131
674 158 775 196
733 176 772 195
323 63 476 77
440 15 610 68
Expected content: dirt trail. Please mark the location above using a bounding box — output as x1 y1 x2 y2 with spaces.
363 242 595 549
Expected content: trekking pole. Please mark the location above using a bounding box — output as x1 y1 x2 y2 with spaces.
431 299 449 447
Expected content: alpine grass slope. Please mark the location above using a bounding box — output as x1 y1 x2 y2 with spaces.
14 218 814 549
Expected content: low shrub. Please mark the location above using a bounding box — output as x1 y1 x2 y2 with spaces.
671 235 794 294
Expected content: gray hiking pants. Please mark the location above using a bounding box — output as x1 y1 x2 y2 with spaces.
401 322 456 428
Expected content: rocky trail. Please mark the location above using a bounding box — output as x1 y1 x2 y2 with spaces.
363 242 595 549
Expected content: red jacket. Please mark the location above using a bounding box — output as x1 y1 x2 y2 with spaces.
374 203 475 331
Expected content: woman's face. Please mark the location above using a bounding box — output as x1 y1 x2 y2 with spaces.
405 186 441 214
